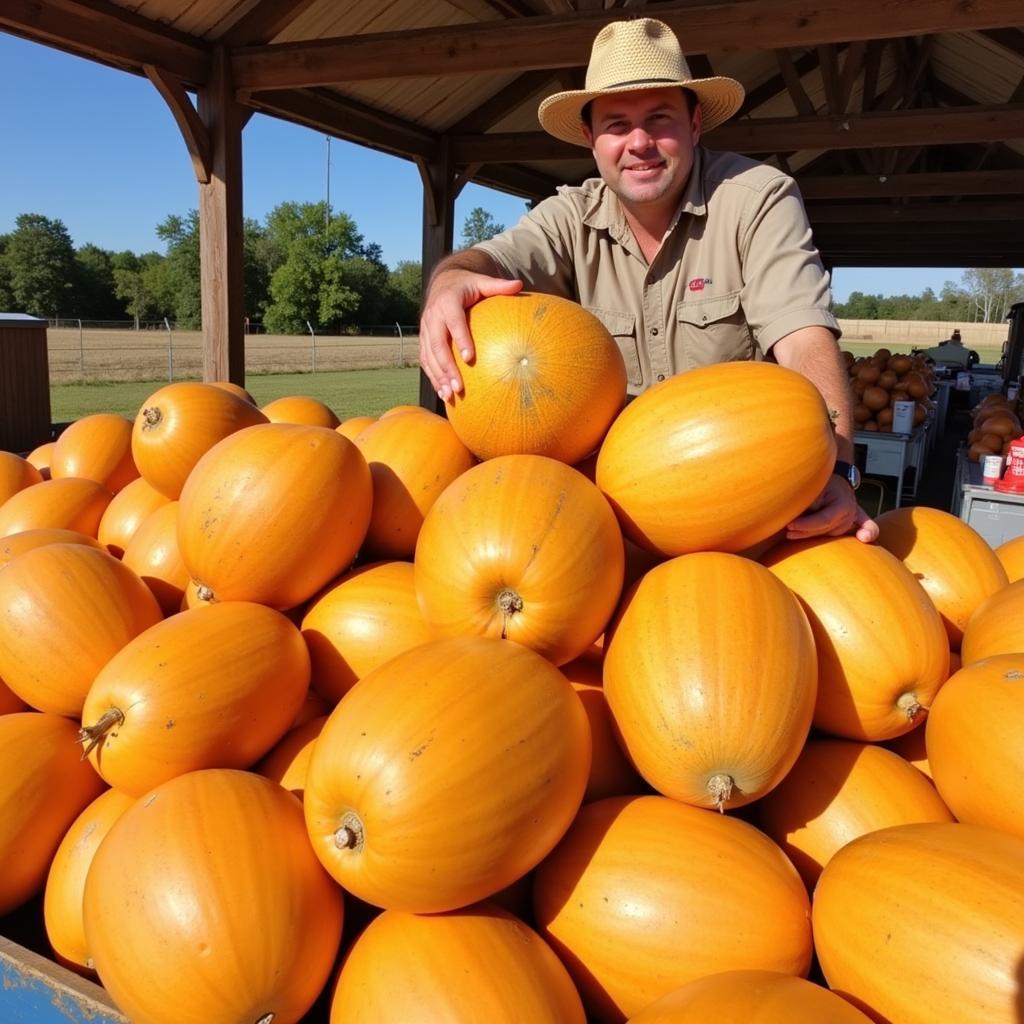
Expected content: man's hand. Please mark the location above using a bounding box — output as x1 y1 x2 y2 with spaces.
786 475 880 544
419 269 523 402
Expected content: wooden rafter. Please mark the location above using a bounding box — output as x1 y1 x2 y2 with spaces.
978 27 1024 60
243 88 436 159
817 44 843 114
775 48 816 115
806 201 1024 223
1 0 209 85
221 0 322 47
143 65 211 184
796 169 1024 199
451 104 1024 162
736 48 823 119
450 69 558 133
230 0 1024 90
837 41 867 113
861 39 883 111
687 53 715 78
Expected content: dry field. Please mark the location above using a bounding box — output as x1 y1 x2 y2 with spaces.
46 320 1007 384
46 327 419 383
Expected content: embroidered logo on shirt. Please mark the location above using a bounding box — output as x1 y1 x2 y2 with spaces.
688 277 713 292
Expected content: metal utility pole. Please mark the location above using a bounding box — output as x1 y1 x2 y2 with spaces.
325 136 331 233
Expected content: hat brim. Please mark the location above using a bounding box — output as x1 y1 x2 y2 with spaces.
537 77 745 147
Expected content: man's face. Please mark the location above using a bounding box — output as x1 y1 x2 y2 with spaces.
582 87 702 214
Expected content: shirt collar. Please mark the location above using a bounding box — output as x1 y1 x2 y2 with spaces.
581 145 709 238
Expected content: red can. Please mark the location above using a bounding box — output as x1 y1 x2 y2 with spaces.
995 435 1024 493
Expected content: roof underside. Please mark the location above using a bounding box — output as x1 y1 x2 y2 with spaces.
3 0 1023 267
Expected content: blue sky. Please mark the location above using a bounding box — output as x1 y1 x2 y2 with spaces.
0 31 992 304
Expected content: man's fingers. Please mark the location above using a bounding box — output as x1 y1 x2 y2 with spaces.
419 271 523 400
852 505 880 544
475 276 524 299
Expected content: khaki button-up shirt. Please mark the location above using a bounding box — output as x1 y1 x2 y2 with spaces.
477 147 840 395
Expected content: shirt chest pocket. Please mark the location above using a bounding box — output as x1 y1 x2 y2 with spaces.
586 306 643 388
676 290 754 370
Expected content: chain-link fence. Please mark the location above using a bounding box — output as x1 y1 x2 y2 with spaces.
46 320 420 383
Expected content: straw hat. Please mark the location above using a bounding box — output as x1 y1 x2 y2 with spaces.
538 18 745 147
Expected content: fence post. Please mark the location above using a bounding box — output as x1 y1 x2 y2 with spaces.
77 319 84 378
164 317 173 381
307 321 317 373
395 322 404 366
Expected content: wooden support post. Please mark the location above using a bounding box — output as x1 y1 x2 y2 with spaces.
416 138 456 412
198 46 245 385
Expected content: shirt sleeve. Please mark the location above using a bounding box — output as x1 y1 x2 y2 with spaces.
475 194 576 298
738 175 842 352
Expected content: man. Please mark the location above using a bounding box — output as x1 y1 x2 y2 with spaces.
420 17 877 543
924 329 975 368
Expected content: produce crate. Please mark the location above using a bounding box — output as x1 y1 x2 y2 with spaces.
0 935 126 1023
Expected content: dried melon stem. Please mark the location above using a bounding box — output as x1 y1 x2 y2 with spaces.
707 773 734 813
78 707 125 759
896 691 926 720
497 588 524 640
141 406 162 430
334 810 365 852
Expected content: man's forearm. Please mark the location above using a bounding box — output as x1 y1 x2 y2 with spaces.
426 248 505 296
772 326 855 463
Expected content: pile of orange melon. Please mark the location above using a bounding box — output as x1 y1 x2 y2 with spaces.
844 347 937 433
1 292 1023 1024
966 391 1023 463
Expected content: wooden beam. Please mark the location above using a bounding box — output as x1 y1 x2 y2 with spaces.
144 65 211 184
242 87 436 159
687 53 715 78
837 41 867 113
198 46 245 385
978 27 1024 60
1 0 209 87
775 48 817 115
450 69 557 133
231 0 1024 89
472 163 565 201
736 48 822 119
824 250 1021 267
451 104 1024 162
416 139 457 412
861 39 883 112
814 222 1024 240
806 200 1024 223
817 44 843 114
221 0 321 47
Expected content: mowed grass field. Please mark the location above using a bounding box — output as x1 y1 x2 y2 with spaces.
51 368 422 422
46 329 1004 422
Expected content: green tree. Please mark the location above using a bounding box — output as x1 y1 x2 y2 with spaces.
73 243 124 320
388 260 423 323
955 268 1023 323
112 251 171 327
156 211 202 329
460 207 504 248
261 202 371 333
0 235 13 311
2 213 76 318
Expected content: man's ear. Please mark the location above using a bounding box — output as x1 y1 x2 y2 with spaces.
691 102 703 145
581 122 594 147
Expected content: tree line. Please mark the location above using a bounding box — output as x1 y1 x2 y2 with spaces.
0 206 507 334
6 204 1015 331
834 268 1024 324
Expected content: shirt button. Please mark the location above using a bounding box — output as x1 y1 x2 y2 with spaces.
651 327 659 336
656 374 665 382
